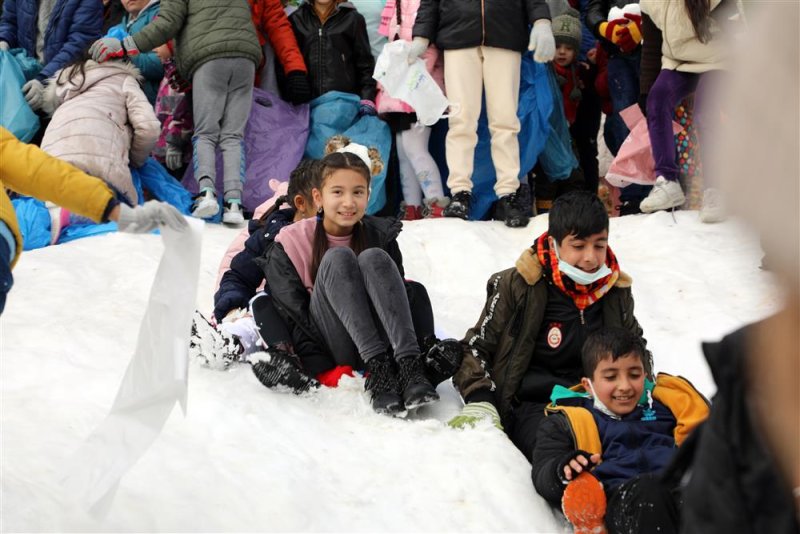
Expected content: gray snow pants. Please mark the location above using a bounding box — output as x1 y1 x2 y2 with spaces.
310 247 419 369
191 57 255 202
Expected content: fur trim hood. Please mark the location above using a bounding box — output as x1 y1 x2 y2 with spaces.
42 60 144 115
514 247 633 288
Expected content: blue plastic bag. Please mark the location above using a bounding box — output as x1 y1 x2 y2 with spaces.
10 198 52 251
538 66 579 181
9 48 42 81
132 158 193 214
304 91 392 215
0 50 40 142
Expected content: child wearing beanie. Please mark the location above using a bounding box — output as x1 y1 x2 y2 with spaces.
551 8 584 125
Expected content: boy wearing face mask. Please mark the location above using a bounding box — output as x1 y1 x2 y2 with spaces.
531 328 708 533
445 190 652 463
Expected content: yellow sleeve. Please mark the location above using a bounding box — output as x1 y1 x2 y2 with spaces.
654 374 711 446
0 186 23 268
0 127 116 224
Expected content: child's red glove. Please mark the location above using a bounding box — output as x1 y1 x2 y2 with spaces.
316 365 355 387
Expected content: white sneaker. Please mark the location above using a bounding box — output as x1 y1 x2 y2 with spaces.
699 188 726 223
191 188 219 218
640 176 686 213
222 199 245 226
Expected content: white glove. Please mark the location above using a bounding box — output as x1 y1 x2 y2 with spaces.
117 201 189 234
22 79 44 110
0 41 9 51
528 19 556 63
408 36 429 64
165 144 184 171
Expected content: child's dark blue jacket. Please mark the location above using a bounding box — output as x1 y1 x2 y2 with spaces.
531 373 709 505
213 207 295 321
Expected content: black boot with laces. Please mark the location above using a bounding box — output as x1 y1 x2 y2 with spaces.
443 190 472 220
497 183 532 228
250 349 319 394
365 353 405 415
396 354 440 410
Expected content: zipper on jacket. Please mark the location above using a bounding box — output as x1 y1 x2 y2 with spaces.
318 27 324 96
480 0 486 46
580 309 585 325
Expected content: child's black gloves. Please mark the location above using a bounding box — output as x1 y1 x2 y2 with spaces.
285 71 312 105
557 449 597 484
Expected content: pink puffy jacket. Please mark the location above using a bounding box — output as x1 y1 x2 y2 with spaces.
376 0 445 115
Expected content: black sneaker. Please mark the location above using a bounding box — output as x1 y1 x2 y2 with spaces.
618 199 643 216
443 191 472 220
364 353 405 415
497 184 532 228
422 337 464 385
249 349 319 394
396 355 439 409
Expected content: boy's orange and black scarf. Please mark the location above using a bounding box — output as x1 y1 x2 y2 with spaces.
535 232 620 311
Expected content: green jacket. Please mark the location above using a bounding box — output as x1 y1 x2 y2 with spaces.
131 0 262 79
453 247 653 422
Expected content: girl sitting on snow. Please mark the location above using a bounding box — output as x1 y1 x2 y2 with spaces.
40 50 160 208
262 146 439 415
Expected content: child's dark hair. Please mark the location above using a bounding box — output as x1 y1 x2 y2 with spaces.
309 151 371 284
685 0 712 43
259 158 322 225
56 47 93 92
581 327 646 378
548 190 609 245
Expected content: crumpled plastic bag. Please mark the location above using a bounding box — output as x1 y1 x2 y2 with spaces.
373 40 449 126
606 104 683 188
61 217 202 516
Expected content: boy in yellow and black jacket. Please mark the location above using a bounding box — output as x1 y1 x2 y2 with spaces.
531 327 709 534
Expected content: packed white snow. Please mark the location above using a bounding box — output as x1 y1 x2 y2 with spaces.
0 211 779 532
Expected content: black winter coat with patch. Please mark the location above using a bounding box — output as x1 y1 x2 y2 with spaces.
289 2 376 101
413 0 551 52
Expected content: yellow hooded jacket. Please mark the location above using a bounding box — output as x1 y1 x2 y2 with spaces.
0 127 116 268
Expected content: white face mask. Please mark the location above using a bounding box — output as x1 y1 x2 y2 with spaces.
586 379 620 420
552 238 612 286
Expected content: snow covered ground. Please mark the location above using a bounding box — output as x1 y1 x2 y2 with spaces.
1 211 779 532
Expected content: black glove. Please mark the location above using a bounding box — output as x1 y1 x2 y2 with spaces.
423 337 463 385
557 449 597 484
284 70 312 105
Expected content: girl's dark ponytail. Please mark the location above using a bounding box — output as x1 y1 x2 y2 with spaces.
259 194 290 225
310 209 328 284
685 0 712 43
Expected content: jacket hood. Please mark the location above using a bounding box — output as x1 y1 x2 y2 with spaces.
43 60 144 115
514 247 633 288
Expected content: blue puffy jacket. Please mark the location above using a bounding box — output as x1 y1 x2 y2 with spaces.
213 207 295 322
111 0 163 104
0 0 104 82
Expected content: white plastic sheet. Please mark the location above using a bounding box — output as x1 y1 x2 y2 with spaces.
61 218 203 515
373 40 449 126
